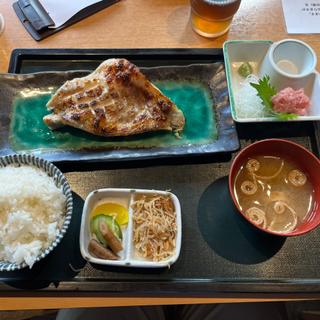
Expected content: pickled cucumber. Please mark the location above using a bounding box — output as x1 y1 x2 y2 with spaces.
90 214 122 247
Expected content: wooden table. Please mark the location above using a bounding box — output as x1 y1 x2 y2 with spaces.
1 0 320 73
0 0 320 311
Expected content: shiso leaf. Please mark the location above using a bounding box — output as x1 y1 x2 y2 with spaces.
250 75 298 120
275 112 299 121
250 75 276 110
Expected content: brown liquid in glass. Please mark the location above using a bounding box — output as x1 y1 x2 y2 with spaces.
190 0 241 37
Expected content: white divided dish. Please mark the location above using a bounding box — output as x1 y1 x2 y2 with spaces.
223 40 320 122
80 188 182 268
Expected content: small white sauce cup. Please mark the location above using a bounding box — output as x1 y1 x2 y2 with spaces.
259 39 318 94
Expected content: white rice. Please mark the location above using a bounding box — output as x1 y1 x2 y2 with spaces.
0 165 66 268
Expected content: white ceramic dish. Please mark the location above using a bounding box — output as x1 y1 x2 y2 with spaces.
223 40 320 122
80 188 182 268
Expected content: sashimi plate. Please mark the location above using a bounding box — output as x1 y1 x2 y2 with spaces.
223 40 320 123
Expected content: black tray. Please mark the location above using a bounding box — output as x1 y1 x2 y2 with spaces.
1 49 320 295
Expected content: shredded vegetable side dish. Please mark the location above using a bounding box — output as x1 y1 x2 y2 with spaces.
131 195 177 262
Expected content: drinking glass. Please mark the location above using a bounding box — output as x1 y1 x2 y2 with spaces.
190 0 241 38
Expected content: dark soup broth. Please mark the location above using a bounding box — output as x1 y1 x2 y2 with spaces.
234 155 315 233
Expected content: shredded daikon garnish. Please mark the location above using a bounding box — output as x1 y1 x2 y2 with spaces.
235 74 267 119
131 195 176 262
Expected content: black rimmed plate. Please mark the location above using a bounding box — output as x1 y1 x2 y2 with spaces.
0 53 239 166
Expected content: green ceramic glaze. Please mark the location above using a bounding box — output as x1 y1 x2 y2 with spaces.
9 80 217 152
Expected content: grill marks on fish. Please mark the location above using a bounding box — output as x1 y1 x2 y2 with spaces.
43 59 185 137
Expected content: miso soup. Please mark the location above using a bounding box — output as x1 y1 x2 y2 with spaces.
234 155 315 233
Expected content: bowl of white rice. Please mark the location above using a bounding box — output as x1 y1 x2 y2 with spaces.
0 154 73 271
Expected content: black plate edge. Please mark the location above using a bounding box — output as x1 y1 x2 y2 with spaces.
8 48 227 73
9 48 225 67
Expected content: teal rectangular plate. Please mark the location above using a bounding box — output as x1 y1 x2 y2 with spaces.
0 63 239 164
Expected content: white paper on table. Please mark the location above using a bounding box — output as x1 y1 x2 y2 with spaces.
282 0 320 34
38 0 103 29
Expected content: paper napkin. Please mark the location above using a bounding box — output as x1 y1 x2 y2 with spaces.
282 0 320 34
39 0 103 29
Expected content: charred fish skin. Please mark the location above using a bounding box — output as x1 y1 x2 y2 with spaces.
44 59 185 137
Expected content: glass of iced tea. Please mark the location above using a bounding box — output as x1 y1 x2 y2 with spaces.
190 0 241 38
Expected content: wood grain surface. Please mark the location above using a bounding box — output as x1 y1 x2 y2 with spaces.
0 0 319 309
1 296 320 311
0 0 319 72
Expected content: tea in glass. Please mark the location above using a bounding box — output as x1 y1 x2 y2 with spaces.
191 0 241 38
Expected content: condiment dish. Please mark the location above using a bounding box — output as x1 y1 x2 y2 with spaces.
80 188 182 268
259 39 317 93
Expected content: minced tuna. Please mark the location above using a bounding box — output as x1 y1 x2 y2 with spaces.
271 87 310 116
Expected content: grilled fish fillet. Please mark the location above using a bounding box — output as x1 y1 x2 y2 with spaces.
44 59 185 137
